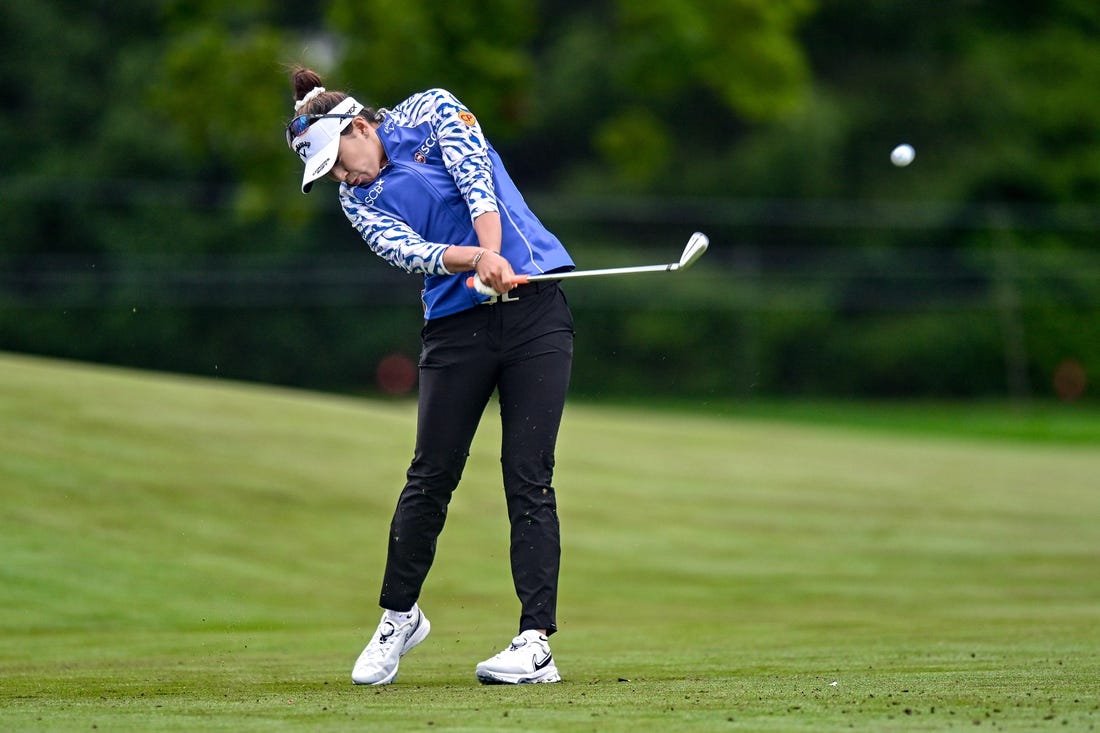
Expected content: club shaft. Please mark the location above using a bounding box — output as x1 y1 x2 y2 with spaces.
517 263 677 283
465 232 707 291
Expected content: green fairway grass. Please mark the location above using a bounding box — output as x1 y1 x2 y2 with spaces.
2 352 1098 731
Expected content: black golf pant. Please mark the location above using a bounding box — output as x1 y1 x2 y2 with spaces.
379 282 573 635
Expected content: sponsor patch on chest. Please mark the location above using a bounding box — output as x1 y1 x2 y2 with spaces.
414 130 439 163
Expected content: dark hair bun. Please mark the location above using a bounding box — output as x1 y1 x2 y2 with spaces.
292 67 324 102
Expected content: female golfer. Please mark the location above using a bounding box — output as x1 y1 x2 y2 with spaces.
286 68 574 685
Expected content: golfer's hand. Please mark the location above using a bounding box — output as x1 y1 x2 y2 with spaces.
475 250 516 294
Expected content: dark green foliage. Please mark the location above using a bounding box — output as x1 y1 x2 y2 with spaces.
1 1 1097 400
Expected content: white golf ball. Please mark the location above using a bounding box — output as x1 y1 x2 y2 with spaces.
891 143 915 167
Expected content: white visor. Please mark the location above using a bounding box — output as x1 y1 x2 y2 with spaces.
288 96 364 193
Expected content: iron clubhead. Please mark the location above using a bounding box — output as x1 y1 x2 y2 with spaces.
675 232 709 271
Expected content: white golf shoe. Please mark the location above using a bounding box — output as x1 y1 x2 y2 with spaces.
351 605 431 685
476 629 561 685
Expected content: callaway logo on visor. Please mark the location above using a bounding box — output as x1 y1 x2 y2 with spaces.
290 96 364 193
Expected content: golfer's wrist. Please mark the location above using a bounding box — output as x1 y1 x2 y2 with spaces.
471 248 486 270
471 248 498 270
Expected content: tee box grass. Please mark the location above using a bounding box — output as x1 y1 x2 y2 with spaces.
1 352 1098 731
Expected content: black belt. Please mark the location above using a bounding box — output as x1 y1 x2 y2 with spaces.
479 280 558 305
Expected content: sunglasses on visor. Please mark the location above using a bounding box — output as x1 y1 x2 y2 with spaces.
285 112 361 146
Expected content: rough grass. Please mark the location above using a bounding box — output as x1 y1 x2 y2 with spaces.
1 352 1098 731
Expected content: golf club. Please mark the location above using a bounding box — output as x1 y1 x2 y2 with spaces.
467 232 709 294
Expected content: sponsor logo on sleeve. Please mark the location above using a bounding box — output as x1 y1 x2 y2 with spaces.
458 111 476 126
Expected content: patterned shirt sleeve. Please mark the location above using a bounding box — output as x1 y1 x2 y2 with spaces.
340 188 452 275
336 89 497 276
400 88 499 221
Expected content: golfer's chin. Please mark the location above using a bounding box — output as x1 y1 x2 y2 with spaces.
351 171 383 188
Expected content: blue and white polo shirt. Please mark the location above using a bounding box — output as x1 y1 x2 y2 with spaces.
339 88 574 319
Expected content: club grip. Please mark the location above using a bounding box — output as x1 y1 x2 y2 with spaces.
464 274 530 289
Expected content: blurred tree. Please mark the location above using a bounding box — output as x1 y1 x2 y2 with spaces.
516 0 815 190
153 1 306 225
326 0 539 136
147 0 815 205
3 0 1098 399
747 0 1100 206
1 1 172 254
